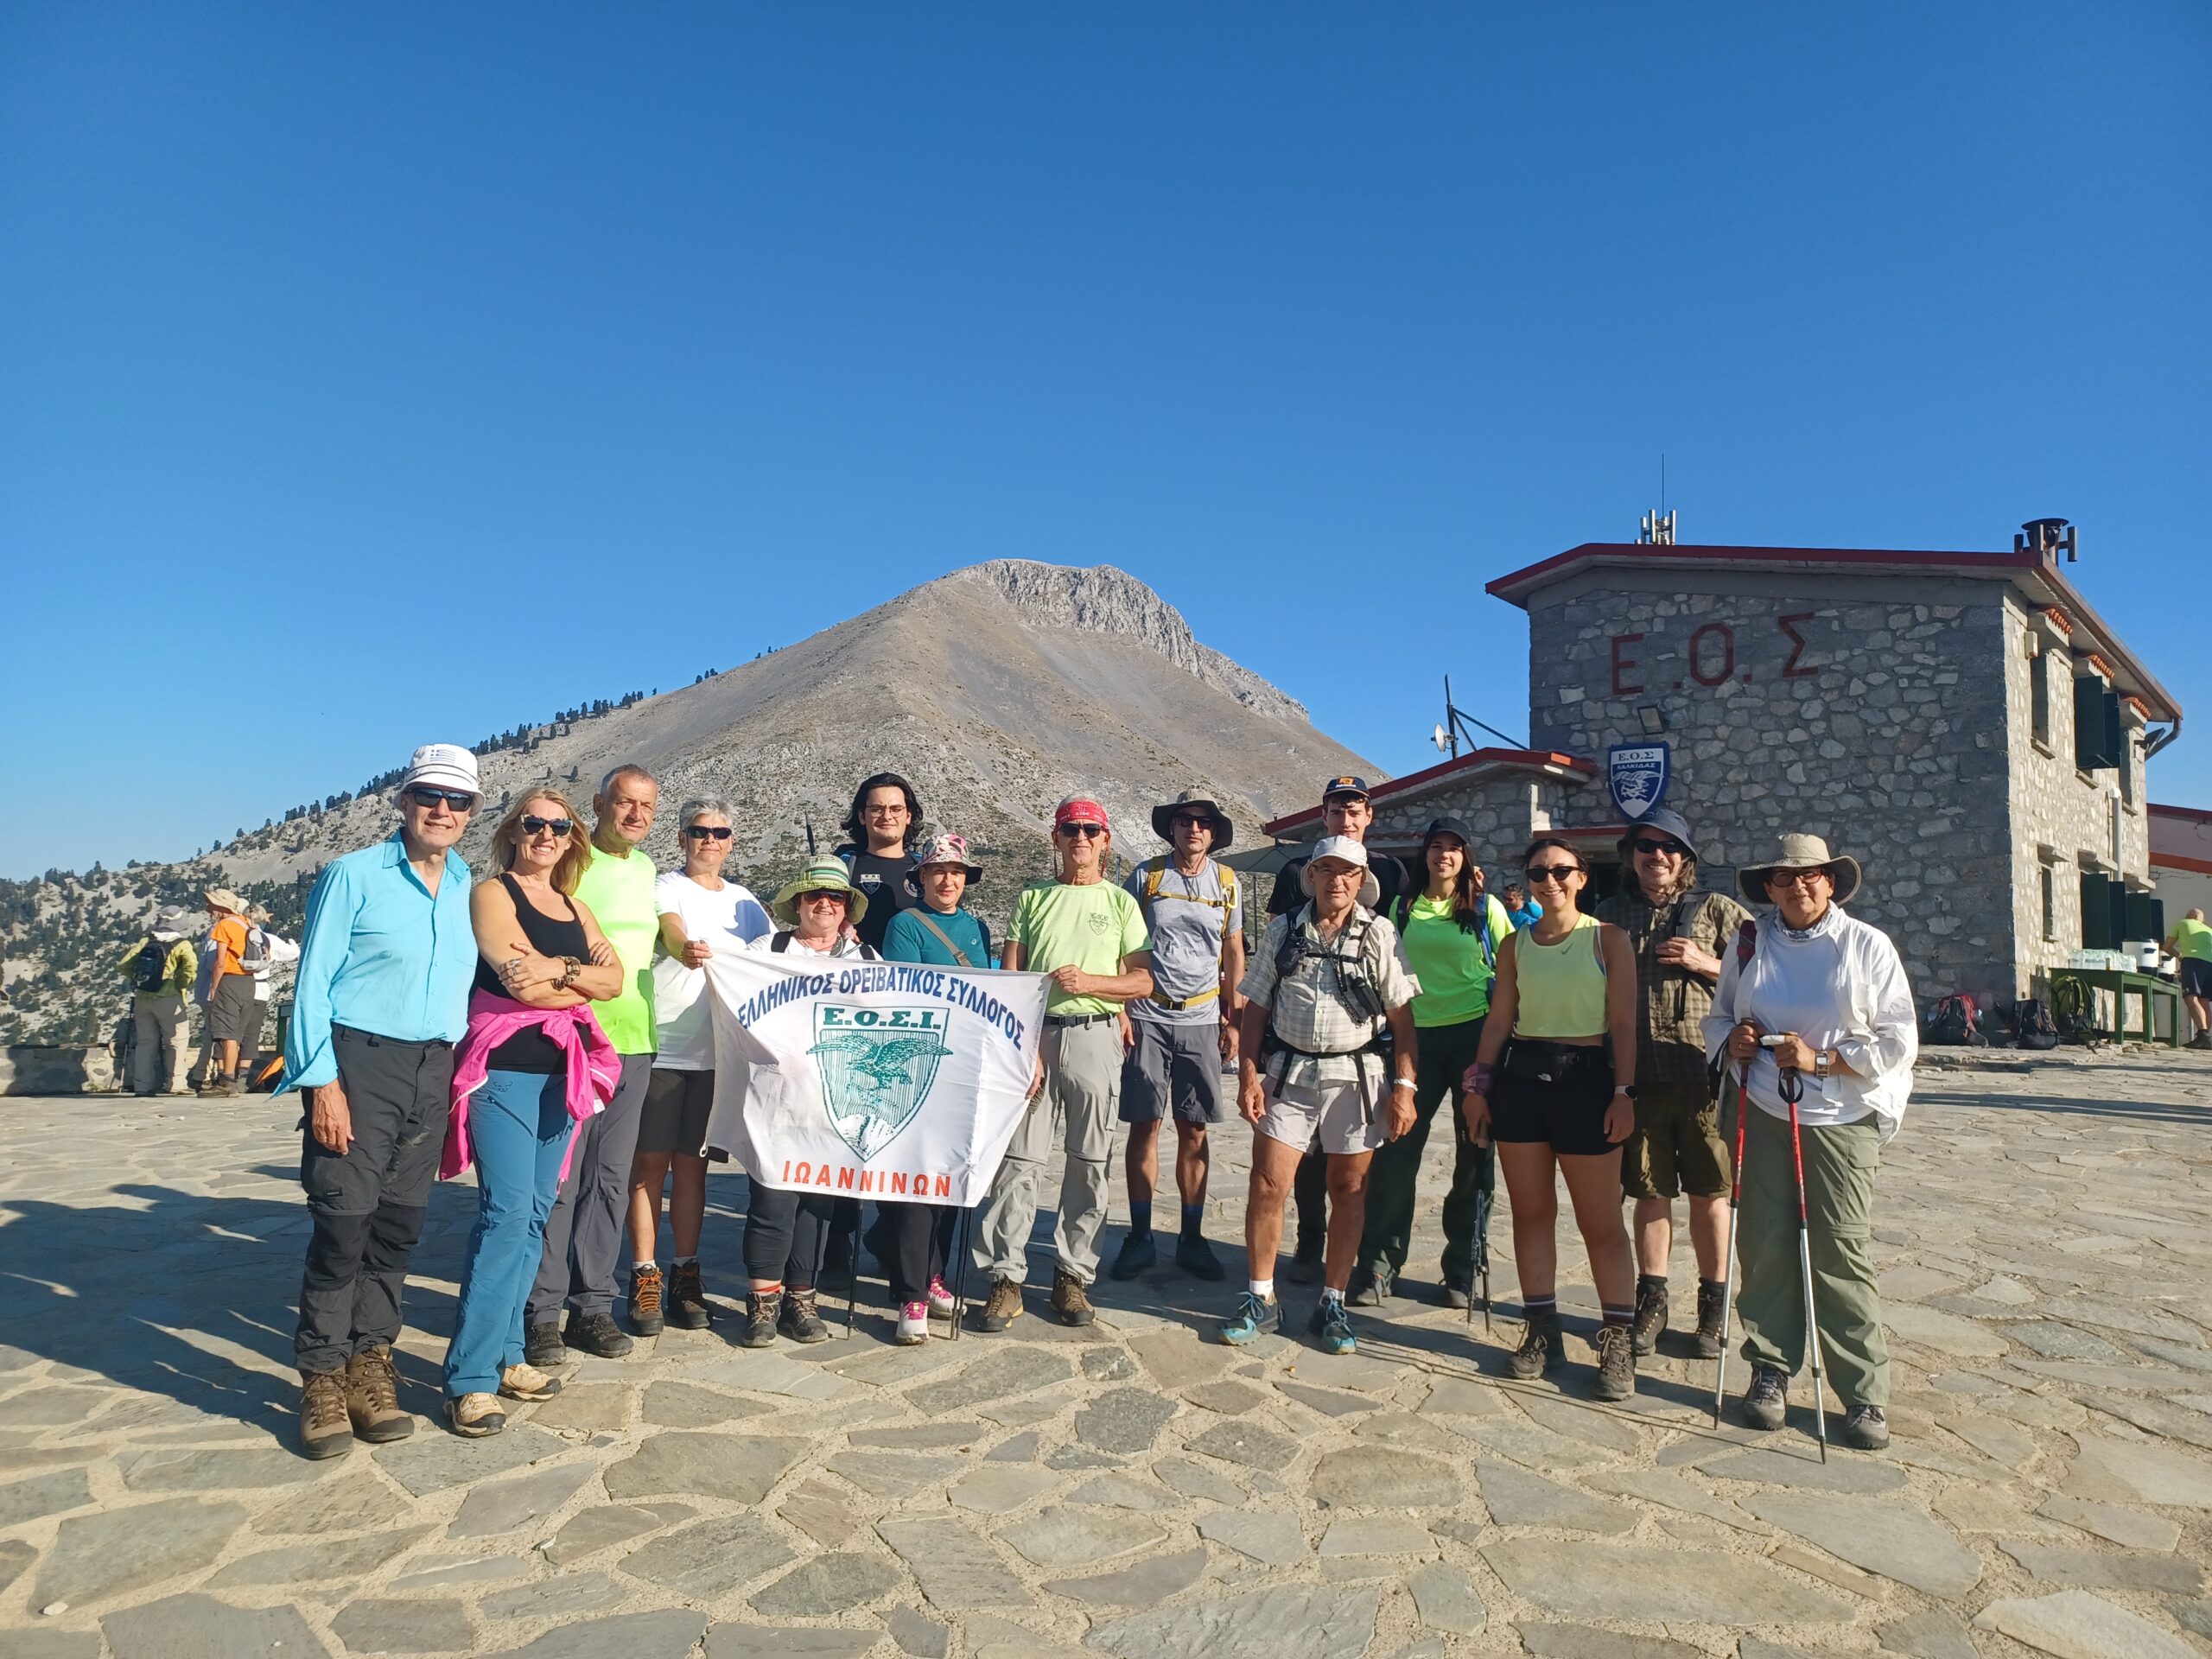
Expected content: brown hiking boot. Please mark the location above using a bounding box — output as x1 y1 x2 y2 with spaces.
1505 1305 1565 1379
1630 1277 1669 1357
667 1260 713 1329
1051 1268 1095 1327
1592 1323 1637 1402
299 1368 353 1459
977 1277 1024 1333
628 1264 665 1336
741 1290 781 1349
1693 1280 1728 1359
345 1344 414 1443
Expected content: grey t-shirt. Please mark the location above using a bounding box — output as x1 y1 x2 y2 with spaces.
1126 857 1233 1027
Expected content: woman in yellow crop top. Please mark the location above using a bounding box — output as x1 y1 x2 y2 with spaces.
1460 836 1641 1399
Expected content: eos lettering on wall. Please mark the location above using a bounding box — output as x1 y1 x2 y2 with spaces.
1609 613 1821 696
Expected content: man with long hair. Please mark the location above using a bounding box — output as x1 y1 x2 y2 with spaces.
836 771 924 956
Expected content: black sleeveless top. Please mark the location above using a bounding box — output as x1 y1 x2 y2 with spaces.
474 873 589 1074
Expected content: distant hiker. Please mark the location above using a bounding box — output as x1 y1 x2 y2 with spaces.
239 904 300 1083
1221 836 1419 1357
442 792 624 1438
280 743 480 1459
1111 787 1243 1285
526 764 660 1367
737 855 880 1348
1353 817 1511 1309
1708 834 1916 1452
879 833 994 1343
836 771 924 956
2165 907 2212 1047
1503 884 1541 929
1460 837 1642 1401
975 796 1153 1332
1592 807 1751 1359
1264 776 1407 1286
626 798 771 1338
119 906 196 1096
197 886 257 1096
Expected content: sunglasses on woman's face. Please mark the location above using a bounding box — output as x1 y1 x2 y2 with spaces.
407 786 476 810
1058 823 1104 839
1525 865 1582 884
683 825 733 840
798 889 848 905
520 816 572 837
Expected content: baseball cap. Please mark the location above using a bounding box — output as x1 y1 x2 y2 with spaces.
1054 797 1110 833
1321 775 1371 802
400 743 481 800
1421 816 1475 847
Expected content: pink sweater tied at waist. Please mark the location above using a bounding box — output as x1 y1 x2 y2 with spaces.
442 988 622 1183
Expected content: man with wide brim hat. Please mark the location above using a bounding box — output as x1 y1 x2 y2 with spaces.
1737 835 1862 907
773 855 871 930
1149 788 1233 849
198 886 259 1097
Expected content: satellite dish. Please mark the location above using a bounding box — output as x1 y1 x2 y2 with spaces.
1432 724 1451 753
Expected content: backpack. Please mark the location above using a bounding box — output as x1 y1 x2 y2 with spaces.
2050 976 2107 1046
1135 856 1239 1006
1269 906 1388 1027
241 925 271 975
132 938 174 994
1926 993 1986 1046
2011 997 2061 1051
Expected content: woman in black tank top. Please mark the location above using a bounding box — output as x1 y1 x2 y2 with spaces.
474 874 590 1072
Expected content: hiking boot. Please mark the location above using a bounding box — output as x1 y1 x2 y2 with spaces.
1630 1278 1669 1357
563 1310 634 1359
1741 1365 1789 1430
926 1274 957 1321
1283 1243 1325 1286
896 1300 929 1345
1346 1268 1387 1308
1840 1404 1891 1451
1592 1324 1637 1402
977 1277 1025 1333
1174 1231 1225 1282
1505 1306 1566 1379
628 1264 665 1336
1219 1290 1281 1345
778 1286 830 1344
523 1320 565 1370
1051 1268 1095 1327
741 1291 781 1348
499 1363 562 1402
447 1392 505 1437
2192 1032 2212 1051
1109 1231 1156 1281
667 1260 713 1329
1309 1296 1358 1355
299 1368 353 1459
344 1344 414 1443
1692 1281 1728 1360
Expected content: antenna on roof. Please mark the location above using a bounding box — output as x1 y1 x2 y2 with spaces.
2016 518 2076 563
1638 508 1677 545
1432 676 1527 756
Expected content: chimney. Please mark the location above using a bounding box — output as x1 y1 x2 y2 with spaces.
2015 518 2077 563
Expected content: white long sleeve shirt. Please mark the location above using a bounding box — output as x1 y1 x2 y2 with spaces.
1701 905 1917 1140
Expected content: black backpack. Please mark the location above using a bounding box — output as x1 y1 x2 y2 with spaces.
132 938 174 994
1926 994 1986 1046
2010 997 2061 1051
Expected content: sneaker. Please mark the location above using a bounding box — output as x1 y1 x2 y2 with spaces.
1741 1365 1789 1430
1345 1268 1387 1308
1283 1244 1325 1287
1505 1306 1565 1379
563 1310 634 1359
344 1344 414 1444
1109 1231 1156 1281
299 1369 353 1459
628 1264 665 1336
667 1260 713 1330
926 1275 957 1321
1309 1297 1358 1355
896 1300 929 1345
447 1392 505 1438
977 1277 1024 1333
1051 1268 1095 1327
1219 1291 1282 1345
1692 1281 1728 1360
1174 1232 1225 1282
1630 1279 1669 1357
498 1363 562 1402
1840 1403 1891 1451
1440 1267 1473 1310
1592 1324 1637 1401
741 1291 781 1348
778 1286 831 1344
523 1320 565 1370
2191 1032 2212 1051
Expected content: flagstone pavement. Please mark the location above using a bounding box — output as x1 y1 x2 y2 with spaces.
3 1050 2212 1657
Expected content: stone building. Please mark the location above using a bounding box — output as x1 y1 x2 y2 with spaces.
1267 525 2181 1006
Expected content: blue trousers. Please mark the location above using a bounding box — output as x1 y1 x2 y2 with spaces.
443 1070 575 1399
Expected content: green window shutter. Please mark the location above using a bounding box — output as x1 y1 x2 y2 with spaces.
2126 891 2161 943
2079 872 2122 950
2104 691 2125 771
2074 677 2115 769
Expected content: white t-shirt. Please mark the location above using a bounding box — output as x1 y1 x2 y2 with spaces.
652 872 772 1071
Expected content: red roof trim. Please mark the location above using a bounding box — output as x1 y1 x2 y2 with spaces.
1262 747 1593 837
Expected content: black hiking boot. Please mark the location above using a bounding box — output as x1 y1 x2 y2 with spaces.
523 1320 564 1370
627 1264 665 1336
778 1286 830 1344
1505 1305 1566 1379
667 1260 714 1329
1741 1365 1789 1430
1592 1323 1637 1402
563 1310 633 1359
1630 1275 1669 1357
1692 1280 1727 1360
741 1291 781 1349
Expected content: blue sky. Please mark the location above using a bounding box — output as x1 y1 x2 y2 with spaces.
3 5 2206 877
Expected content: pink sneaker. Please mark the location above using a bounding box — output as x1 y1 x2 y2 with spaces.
926 1275 957 1320
896 1300 929 1345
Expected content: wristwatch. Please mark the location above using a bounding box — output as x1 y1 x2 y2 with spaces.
1392 1078 1416 1092
1814 1050 1833 1079
1613 1084 1638 1099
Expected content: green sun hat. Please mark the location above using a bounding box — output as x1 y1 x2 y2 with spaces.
772 854 869 929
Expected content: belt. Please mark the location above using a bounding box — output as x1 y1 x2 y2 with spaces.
1149 986 1221 1012
1046 1012 1119 1027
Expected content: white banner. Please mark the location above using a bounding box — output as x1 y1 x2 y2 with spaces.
700 950 1049 1208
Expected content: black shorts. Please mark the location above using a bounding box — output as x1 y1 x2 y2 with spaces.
638 1069 715 1156
2183 959 2212 999
1489 1041 1618 1158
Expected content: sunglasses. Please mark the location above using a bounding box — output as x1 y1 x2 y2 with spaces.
520 816 573 837
1057 823 1104 839
1633 838 1688 857
1525 865 1582 883
683 825 733 840
1171 815 1211 830
1767 868 1830 888
406 786 475 810
798 888 849 904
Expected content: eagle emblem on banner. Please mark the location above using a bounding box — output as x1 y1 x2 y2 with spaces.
809 1005 955 1161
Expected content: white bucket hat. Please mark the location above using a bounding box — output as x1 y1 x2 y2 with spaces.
1738 833 1862 906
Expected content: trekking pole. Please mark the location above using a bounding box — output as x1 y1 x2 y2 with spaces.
950 1207 972 1343
1781 1063 1827 1462
1712 1060 1751 1427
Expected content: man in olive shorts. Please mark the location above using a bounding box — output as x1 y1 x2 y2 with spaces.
1593 807 1749 1357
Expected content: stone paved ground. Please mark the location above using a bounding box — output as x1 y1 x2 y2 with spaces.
3 1050 2212 1657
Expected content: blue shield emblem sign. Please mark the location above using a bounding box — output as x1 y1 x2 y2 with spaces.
809 1005 954 1161
1607 742 1670 822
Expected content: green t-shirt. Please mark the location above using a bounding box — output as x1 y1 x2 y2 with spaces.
1394 893 1510 1027
2175 918 2212 963
1011 879 1151 1016
574 842 660 1053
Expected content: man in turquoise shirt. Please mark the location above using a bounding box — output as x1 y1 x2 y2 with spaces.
282 744 480 1459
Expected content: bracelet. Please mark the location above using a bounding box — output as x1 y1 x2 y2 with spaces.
1391 1078 1415 1092
556 956 581 990
1466 1062 1496 1095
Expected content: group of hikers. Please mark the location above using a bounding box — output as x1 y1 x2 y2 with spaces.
270 744 1916 1459
118 887 297 1096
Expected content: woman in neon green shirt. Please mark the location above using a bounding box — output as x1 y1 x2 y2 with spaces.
1352 817 1510 1310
